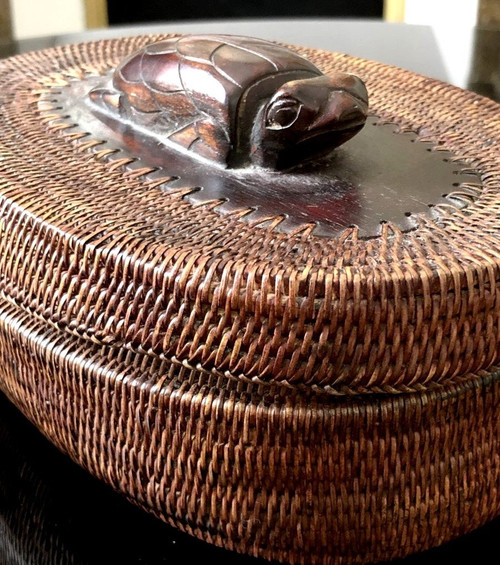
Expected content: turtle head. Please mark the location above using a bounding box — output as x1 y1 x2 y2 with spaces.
250 72 368 170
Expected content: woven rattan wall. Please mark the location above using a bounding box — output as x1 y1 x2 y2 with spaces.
0 298 499 563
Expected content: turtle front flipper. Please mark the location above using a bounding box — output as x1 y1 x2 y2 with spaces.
168 118 231 165
88 88 122 113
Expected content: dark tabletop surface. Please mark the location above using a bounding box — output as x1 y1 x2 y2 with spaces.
0 18 499 565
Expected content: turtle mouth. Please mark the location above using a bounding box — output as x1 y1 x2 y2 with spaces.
278 124 364 169
300 123 365 145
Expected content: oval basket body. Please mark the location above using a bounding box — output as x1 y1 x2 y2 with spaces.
0 298 499 564
0 36 500 564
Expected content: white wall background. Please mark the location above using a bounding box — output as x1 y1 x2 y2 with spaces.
404 0 479 91
10 0 86 39
404 0 479 26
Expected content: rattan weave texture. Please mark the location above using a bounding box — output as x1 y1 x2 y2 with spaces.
0 297 499 564
0 36 500 564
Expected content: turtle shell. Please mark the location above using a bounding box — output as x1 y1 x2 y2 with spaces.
112 35 322 163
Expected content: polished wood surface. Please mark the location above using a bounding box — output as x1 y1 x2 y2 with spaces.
89 35 368 170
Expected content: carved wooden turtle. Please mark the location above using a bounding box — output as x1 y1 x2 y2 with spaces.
89 34 369 170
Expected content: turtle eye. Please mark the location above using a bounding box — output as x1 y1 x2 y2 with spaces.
266 99 302 130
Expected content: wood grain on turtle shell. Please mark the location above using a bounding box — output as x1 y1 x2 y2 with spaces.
89 35 369 170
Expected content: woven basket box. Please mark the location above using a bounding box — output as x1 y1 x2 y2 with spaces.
0 35 499 564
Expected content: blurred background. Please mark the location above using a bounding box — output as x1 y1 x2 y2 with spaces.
0 0 498 101
0 0 500 39
0 0 494 39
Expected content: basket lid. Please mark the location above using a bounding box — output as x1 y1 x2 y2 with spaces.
0 35 499 395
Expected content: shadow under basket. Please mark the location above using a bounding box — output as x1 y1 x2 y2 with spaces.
0 35 500 564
